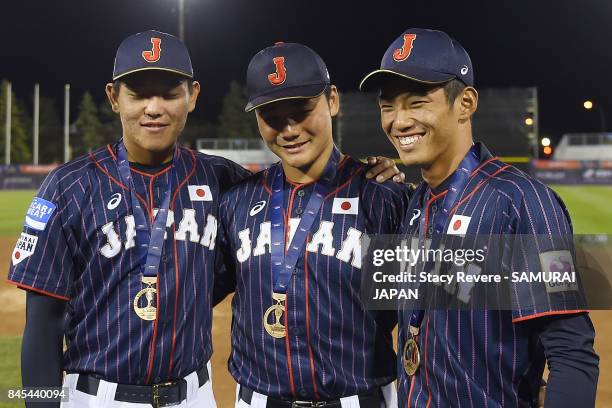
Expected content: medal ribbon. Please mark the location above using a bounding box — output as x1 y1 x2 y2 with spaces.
270 147 341 294
116 141 174 278
410 145 480 329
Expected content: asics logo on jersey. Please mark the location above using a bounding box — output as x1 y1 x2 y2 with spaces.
107 193 122 210
99 209 218 258
409 209 421 226
142 37 162 63
236 220 364 268
250 200 267 216
393 33 417 62
268 56 287 85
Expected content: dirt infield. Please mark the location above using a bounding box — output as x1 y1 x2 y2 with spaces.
0 237 611 407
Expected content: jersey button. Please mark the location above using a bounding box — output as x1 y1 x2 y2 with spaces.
154 377 161 383
299 389 308 398
161 255 168 263
297 190 305 197
431 204 437 213
295 207 303 215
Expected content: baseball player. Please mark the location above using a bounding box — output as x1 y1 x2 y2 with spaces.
8 30 252 407
359 28 599 407
8 31 403 408
216 42 412 408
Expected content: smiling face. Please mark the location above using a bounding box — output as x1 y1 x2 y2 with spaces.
105 70 200 164
378 77 465 169
255 86 340 182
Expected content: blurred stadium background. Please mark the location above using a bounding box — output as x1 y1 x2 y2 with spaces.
1 82 612 406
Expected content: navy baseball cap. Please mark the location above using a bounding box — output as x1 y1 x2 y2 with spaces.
112 30 193 81
245 42 330 112
359 28 473 91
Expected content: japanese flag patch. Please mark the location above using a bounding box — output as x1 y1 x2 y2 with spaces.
188 185 213 201
12 233 38 266
24 197 56 231
447 214 471 235
332 197 359 215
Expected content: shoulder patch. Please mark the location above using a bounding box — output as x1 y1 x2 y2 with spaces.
12 232 39 266
539 250 579 293
24 197 57 231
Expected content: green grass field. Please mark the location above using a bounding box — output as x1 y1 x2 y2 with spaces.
551 186 612 234
0 191 37 237
0 186 610 407
0 338 22 408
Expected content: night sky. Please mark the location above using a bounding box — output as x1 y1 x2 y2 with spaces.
2 0 611 141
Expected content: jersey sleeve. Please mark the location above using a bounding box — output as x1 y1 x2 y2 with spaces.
361 179 413 235
212 189 238 305
214 157 252 193
7 169 75 300
508 182 588 322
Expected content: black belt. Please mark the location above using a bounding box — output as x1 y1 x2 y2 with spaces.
239 386 382 408
76 365 209 407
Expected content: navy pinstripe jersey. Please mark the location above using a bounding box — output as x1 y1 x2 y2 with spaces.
217 156 411 400
7 142 249 384
398 142 588 407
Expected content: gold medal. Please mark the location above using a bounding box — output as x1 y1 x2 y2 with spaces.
133 276 157 321
263 292 287 338
402 326 420 376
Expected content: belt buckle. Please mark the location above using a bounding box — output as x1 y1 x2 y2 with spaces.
152 381 176 408
291 402 327 408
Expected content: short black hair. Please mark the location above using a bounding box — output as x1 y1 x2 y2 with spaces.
442 79 466 105
323 85 333 101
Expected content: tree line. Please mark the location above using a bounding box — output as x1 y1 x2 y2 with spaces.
0 80 259 164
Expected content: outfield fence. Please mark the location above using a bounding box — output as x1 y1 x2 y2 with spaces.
531 160 612 185
0 165 58 190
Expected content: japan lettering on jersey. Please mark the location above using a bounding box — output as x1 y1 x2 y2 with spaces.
397 142 587 407
8 143 250 384
217 156 411 400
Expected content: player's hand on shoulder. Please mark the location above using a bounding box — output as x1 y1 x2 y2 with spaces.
365 156 406 183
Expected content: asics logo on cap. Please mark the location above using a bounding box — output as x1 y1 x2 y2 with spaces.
268 57 287 85
393 33 417 62
142 37 162 63
461 65 469 75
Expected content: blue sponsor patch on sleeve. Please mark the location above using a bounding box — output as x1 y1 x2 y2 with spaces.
24 197 57 231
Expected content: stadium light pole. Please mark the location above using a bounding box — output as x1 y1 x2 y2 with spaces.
64 84 70 163
33 83 40 165
526 87 539 159
178 0 185 42
583 100 607 133
4 82 11 165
